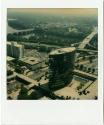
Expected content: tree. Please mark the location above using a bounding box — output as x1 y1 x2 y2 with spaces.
88 67 91 73
68 96 71 99
94 96 98 100
79 64 84 70
66 96 69 100
89 56 93 63
92 68 95 74
18 85 28 100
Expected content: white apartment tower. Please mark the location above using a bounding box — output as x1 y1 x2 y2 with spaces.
7 42 24 58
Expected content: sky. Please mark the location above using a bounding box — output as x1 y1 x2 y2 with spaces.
8 8 98 17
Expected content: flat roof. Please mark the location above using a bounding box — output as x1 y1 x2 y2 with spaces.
7 56 15 61
7 41 24 48
49 47 76 56
20 57 41 65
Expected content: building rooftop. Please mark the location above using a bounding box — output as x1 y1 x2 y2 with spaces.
49 47 76 56
7 41 24 48
7 56 15 62
20 57 41 65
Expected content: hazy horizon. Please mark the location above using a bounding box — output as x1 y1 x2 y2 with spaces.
8 8 98 17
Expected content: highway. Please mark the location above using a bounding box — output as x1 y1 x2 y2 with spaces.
78 27 97 49
77 48 98 53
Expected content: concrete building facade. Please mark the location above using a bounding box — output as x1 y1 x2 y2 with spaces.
7 42 24 58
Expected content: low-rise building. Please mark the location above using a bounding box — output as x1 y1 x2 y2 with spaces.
19 57 43 70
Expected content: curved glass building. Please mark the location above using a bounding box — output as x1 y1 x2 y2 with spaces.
49 47 76 90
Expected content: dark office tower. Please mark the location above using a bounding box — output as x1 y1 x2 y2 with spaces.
48 47 76 90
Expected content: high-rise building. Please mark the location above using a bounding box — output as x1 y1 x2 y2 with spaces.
48 47 76 90
7 42 24 58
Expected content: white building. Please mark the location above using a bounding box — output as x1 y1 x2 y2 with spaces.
7 42 24 58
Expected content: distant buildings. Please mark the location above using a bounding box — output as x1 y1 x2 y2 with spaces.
7 42 24 58
48 47 76 90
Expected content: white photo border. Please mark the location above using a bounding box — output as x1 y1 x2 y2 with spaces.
1 0 103 125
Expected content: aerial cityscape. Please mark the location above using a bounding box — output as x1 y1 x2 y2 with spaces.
7 8 98 100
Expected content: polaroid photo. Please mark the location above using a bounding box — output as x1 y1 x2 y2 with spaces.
1 0 103 125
